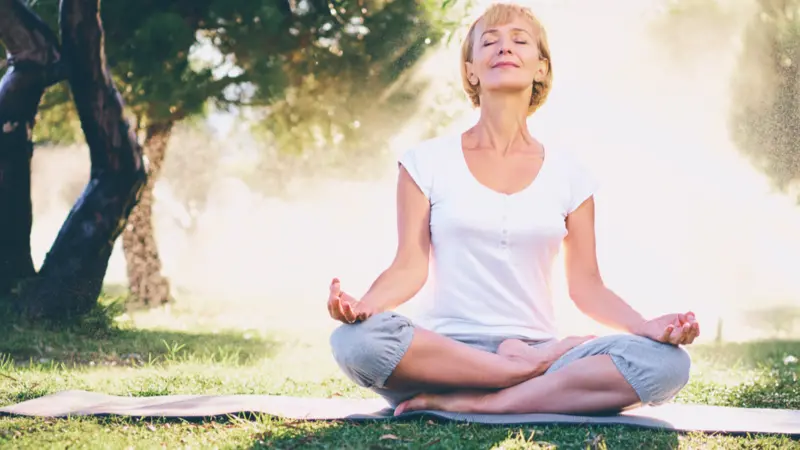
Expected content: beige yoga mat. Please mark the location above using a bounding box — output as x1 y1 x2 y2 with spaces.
2 390 799 437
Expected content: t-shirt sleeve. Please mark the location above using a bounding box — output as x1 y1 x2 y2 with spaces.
565 153 600 214
398 145 433 200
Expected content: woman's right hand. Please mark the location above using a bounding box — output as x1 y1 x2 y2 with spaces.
327 278 375 324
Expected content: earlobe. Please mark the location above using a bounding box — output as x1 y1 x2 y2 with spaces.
465 62 479 86
533 66 546 82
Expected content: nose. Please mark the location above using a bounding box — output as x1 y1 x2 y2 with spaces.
498 45 512 55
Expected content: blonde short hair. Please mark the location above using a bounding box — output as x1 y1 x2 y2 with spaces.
460 2 553 116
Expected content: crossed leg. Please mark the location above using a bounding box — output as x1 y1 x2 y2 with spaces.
329 312 592 403
331 313 692 415
395 334 692 415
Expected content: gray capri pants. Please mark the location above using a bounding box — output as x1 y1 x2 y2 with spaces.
330 311 692 408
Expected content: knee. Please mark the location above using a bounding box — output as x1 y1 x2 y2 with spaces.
610 335 692 405
329 311 414 388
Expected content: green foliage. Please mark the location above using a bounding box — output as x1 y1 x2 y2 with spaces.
654 0 800 200
252 0 448 165
34 84 82 144
730 0 800 198
5 0 453 153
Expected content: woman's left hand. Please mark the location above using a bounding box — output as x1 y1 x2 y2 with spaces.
633 312 700 346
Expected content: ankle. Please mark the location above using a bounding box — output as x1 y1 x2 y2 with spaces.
472 390 503 414
502 357 544 386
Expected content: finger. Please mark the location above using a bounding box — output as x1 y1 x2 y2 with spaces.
352 303 368 323
336 297 350 322
685 322 701 344
677 323 693 345
329 296 345 321
685 313 700 336
339 296 359 323
328 278 344 320
330 278 341 296
328 281 341 303
669 324 684 345
660 325 674 342
341 295 358 323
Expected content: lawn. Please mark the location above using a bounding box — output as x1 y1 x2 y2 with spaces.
1 297 799 449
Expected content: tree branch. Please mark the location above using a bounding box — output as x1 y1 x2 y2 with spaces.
22 0 146 319
0 0 63 295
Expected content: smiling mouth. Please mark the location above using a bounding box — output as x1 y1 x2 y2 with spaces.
492 62 519 68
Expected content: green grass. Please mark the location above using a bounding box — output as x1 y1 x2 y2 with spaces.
1 302 799 449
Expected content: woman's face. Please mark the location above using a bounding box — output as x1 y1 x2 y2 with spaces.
466 16 547 98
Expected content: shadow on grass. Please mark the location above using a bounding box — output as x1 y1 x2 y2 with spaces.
244 419 683 450
0 286 279 369
0 316 279 369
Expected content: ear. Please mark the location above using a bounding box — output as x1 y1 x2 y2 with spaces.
465 61 479 86
533 59 549 82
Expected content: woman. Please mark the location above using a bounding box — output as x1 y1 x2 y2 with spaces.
327 2 699 416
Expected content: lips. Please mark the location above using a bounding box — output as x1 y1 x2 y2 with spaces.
492 61 519 68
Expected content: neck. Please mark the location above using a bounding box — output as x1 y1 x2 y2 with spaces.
473 92 533 155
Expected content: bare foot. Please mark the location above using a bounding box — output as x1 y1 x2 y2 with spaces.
497 335 594 376
394 390 489 416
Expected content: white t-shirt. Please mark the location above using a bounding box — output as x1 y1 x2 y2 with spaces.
398 133 599 341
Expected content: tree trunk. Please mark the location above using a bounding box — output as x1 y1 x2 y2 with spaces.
122 121 173 308
0 0 65 295
19 0 146 320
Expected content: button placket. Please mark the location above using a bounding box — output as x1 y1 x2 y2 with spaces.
500 195 510 249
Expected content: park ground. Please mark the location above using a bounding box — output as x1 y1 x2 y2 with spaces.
1 293 799 449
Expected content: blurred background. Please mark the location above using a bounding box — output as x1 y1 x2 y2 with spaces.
15 0 800 342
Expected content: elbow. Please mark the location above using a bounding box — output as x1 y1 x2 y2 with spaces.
389 258 429 293
406 265 429 293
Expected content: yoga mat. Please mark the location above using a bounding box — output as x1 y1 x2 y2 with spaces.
2 390 799 437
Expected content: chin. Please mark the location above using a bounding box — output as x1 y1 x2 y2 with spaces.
482 76 534 92
482 82 533 96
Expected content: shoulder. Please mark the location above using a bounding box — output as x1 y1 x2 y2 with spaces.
543 144 600 214
397 134 458 199
545 145 592 174
399 134 457 166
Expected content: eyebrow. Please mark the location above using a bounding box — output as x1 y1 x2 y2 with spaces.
480 27 534 38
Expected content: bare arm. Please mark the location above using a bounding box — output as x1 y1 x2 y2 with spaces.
563 197 646 333
356 165 432 313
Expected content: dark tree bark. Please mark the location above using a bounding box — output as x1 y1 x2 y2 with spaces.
122 120 173 308
0 0 65 295
18 0 146 319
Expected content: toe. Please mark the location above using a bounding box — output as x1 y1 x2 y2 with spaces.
393 401 409 416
